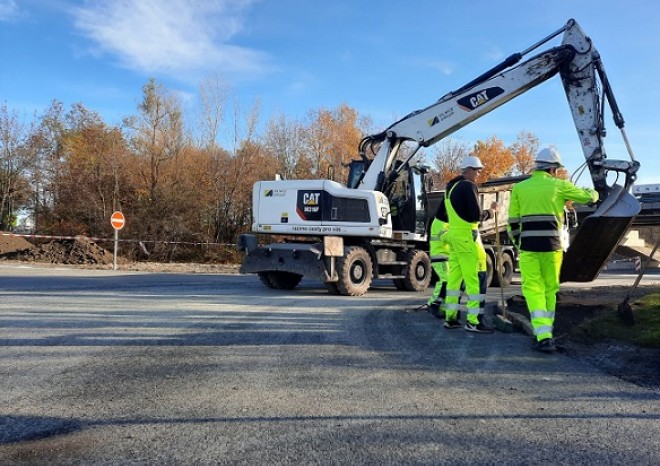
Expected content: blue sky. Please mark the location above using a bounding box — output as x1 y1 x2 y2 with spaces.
1 0 658 185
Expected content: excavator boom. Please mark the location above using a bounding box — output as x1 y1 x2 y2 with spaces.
356 18 640 282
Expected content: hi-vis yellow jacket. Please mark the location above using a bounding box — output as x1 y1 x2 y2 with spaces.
429 218 450 259
507 171 598 252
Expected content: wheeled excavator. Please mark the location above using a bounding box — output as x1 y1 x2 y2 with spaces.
238 18 641 296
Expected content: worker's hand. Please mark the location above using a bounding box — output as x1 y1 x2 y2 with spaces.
587 188 599 203
490 201 499 212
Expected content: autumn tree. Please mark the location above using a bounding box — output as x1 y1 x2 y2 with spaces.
5 73 552 264
55 107 129 236
300 104 365 182
428 133 543 188
120 79 190 257
471 136 514 183
510 131 539 175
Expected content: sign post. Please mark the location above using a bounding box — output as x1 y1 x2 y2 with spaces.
110 211 125 270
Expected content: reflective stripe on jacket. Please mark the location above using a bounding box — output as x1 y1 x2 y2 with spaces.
507 171 598 252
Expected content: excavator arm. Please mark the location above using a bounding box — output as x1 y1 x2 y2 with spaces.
359 19 638 193
357 18 640 282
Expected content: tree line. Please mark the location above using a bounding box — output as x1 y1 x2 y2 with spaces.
0 78 538 262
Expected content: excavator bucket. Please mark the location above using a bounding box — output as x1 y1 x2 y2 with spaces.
560 184 641 283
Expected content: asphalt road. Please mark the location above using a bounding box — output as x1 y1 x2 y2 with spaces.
1 264 659 465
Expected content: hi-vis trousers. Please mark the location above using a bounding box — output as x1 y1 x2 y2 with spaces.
519 250 563 341
445 229 486 325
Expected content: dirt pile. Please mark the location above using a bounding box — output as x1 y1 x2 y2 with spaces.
0 233 113 265
508 288 660 390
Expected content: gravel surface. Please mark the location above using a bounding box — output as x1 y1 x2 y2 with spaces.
1 268 659 464
1 232 659 391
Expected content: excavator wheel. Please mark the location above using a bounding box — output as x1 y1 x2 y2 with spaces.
258 271 302 290
396 249 432 292
336 246 373 296
258 272 275 288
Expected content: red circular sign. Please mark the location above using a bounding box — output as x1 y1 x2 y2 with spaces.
111 211 125 230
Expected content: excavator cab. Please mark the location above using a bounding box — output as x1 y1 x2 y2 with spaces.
384 163 429 236
349 157 430 236
346 159 368 189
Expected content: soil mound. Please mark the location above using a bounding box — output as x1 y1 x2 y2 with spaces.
0 233 34 255
0 233 113 265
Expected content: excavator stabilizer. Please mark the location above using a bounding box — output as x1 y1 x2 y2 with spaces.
560 184 641 282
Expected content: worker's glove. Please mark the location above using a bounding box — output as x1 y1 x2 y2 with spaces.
586 188 599 205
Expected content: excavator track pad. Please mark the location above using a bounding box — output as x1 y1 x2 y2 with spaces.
560 184 641 283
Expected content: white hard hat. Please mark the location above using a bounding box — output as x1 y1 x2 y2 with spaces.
459 155 484 170
535 147 564 168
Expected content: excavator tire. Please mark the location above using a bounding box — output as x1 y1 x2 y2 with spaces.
258 272 275 288
336 246 373 296
258 271 302 290
396 249 432 292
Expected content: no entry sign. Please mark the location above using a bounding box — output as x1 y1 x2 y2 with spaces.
111 211 125 230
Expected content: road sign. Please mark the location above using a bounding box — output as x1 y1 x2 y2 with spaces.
111 211 125 230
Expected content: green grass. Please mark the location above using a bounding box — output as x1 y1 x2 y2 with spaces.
571 293 660 348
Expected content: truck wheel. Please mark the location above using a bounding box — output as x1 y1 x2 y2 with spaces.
336 246 373 296
398 249 432 292
492 253 514 287
258 271 302 290
485 254 494 288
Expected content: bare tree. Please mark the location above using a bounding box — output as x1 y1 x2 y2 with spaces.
122 78 187 202
428 137 471 189
197 74 230 149
0 104 38 230
29 100 69 233
264 113 305 180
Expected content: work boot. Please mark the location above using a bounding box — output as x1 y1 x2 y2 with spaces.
444 319 461 329
465 320 494 333
427 302 445 319
534 338 557 353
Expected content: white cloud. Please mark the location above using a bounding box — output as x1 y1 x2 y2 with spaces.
427 60 455 76
404 58 455 76
287 72 318 96
71 0 270 81
0 0 19 21
485 46 504 61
